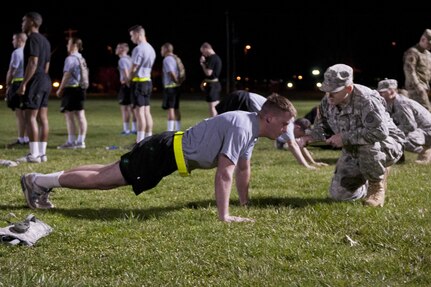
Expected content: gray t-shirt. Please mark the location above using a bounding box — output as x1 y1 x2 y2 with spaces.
248 92 267 112
131 42 156 78
182 111 259 170
9 47 25 78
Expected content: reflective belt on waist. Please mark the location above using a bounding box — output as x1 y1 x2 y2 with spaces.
204 78 219 83
66 84 80 88
164 83 178 88
173 131 190 177
11 78 24 83
132 77 151 82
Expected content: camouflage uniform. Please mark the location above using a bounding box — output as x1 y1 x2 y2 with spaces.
377 79 431 153
309 84 405 201
403 30 431 111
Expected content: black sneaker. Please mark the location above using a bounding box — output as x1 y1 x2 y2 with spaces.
5 139 27 149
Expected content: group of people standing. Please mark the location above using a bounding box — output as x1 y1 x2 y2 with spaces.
5 12 88 161
5 12 51 163
4 11 225 164
112 28 223 143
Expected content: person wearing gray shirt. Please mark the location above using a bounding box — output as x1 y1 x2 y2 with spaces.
128 25 156 143
20 94 297 223
216 90 327 169
5 32 28 147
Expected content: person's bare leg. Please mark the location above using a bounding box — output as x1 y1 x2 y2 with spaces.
38 107 49 142
76 110 87 141
59 161 128 190
208 101 219 117
16 109 26 139
143 105 153 135
26 109 39 142
135 106 146 142
121 105 130 130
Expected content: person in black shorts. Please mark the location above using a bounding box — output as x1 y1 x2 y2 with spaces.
16 12 52 163
5 32 29 147
56 37 88 149
161 42 182 131
115 42 136 135
199 42 222 117
20 94 297 223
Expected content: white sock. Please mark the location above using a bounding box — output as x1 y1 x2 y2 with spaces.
137 132 145 143
132 121 137 132
18 137 25 144
39 141 47 155
145 132 152 137
123 122 130 132
24 136 29 143
175 121 181 131
77 135 85 143
29 142 39 157
167 120 175 131
34 171 64 188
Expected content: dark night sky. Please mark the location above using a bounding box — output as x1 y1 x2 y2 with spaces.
1 1 430 93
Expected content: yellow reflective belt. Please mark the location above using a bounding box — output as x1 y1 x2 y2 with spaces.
11 78 24 83
204 78 219 83
132 77 150 82
173 131 190 177
164 83 178 88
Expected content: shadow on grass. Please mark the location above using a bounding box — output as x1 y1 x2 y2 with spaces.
314 157 339 165
0 204 184 221
0 195 336 221
231 196 335 208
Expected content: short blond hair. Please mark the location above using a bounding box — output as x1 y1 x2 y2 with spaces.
262 93 296 116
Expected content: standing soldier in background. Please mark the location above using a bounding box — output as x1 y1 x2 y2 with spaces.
115 43 136 135
16 11 52 163
199 42 222 117
128 25 156 143
56 37 88 150
299 64 405 207
5 32 29 148
160 42 182 131
403 29 431 112
377 79 431 164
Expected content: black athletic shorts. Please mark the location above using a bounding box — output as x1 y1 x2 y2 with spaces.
131 81 152 107
118 84 132 106
60 87 85 112
21 75 51 109
203 81 221 103
162 87 180 110
6 82 23 111
119 131 178 195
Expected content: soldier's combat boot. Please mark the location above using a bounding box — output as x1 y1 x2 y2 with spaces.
365 167 391 207
363 177 386 207
415 147 431 164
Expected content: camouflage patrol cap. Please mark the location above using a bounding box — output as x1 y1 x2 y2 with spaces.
423 29 431 44
377 79 398 92
320 64 353 93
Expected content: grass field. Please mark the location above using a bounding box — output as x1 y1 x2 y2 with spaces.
0 97 430 286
